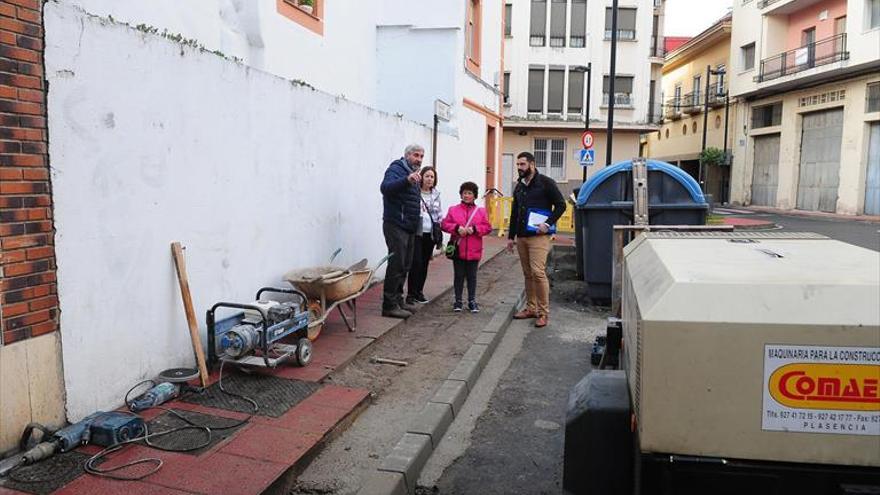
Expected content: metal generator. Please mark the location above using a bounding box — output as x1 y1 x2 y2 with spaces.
564 232 880 494
207 287 312 368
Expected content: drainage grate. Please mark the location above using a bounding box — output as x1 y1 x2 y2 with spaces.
144 409 246 455
0 451 89 495
180 372 320 417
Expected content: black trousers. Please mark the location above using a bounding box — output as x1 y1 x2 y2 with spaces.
383 221 415 310
407 233 435 298
453 259 479 303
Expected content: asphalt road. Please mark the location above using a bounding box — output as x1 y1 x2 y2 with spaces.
423 247 604 495
737 211 880 251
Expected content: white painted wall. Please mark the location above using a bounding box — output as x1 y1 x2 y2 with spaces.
503 0 662 125
376 26 459 127
45 2 486 421
58 0 382 106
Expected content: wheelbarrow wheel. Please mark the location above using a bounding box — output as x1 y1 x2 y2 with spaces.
295 338 313 367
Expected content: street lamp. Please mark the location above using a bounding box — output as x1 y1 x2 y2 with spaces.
699 65 727 195
573 63 592 183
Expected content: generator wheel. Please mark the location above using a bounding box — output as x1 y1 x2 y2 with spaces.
295 338 313 367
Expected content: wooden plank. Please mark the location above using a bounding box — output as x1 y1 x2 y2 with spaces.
171 242 209 388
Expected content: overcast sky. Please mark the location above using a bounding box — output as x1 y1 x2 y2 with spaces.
664 0 732 37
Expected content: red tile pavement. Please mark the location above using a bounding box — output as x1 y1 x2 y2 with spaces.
1 239 507 495
149 452 288 495
55 477 193 495
721 216 775 228
219 423 319 464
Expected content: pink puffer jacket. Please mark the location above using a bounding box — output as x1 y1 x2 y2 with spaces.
441 202 492 261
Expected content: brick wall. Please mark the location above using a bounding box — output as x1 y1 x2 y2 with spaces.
0 0 57 345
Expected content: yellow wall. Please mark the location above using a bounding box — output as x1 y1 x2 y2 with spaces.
645 35 735 161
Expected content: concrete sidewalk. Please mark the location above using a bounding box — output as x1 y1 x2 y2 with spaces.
0 238 508 495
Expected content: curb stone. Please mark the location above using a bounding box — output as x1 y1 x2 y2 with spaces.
357 291 523 495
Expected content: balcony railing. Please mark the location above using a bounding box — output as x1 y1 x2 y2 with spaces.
664 97 682 119
757 33 848 83
757 0 783 8
681 92 701 113
602 93 634 106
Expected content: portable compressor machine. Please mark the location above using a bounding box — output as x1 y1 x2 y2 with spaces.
206 287 312 368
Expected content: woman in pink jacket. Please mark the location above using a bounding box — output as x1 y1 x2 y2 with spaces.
441 181 492 313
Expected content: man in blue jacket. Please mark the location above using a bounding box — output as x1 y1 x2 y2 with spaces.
380 144 424 318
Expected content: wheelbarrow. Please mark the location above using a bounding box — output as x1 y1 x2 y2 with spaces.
283 249 391 340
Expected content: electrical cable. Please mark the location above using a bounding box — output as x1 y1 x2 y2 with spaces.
82 360 259 481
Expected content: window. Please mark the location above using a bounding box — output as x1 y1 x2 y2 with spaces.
673 84 682 111
278 0 324 35
534 138 566 180
605 8 637 40
742 43 756 71
548 68 565 113
530 0 547 46
570 0 587 47
867 82 880 113
568 68 585 113
715 64 726 95
550 0 567 47
528 67 545 112
834 15 846 34
503 72 511 104
650 14 660 56
466 0 482 74
870 0 880 29
505 3 513 36
603 75 634 106
751 102 782 128
692 74 702 106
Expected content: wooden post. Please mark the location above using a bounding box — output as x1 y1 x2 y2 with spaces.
171 242 209 388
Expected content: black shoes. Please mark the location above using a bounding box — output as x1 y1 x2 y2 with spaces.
406 293 429 304
382 307 412 319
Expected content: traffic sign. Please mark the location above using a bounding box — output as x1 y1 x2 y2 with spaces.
579 149 595 167
581 131 594 149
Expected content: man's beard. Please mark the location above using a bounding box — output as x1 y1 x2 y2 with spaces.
517 168 530 179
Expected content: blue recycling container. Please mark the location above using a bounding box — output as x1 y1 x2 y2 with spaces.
575 159 708 301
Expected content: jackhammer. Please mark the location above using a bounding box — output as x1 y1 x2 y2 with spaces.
0 411 144 477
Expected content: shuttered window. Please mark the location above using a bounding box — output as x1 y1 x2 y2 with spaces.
530 0 547 46
568 68 584 113
570 0 586 47
528 68 545 112
548 68 565 113
550 0 567 47
605 8 637 40
603 76 634 106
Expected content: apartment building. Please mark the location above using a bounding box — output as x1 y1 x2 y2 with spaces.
644 14 737 203
501 0 665 194
728 0 880 215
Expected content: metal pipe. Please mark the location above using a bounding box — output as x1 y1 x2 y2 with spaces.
583 62 591 183
432 114 439 168
722 90 730 202
605 0 618 167
699 65 711 191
